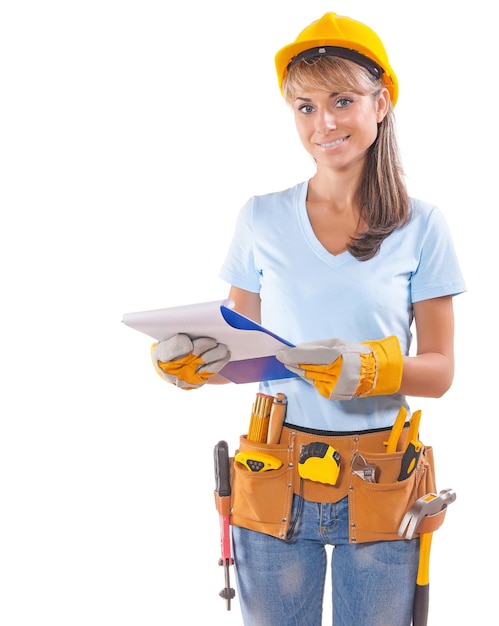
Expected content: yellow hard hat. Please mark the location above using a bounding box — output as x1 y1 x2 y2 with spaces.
275 12 398 106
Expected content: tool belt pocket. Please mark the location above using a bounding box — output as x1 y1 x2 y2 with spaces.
349 445 436 543
230 435 295 540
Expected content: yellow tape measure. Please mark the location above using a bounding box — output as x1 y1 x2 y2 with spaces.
298 442 341 485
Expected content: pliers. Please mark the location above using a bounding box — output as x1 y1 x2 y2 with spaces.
385 407 423 481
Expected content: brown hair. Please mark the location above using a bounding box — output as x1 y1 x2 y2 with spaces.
283 56 410 261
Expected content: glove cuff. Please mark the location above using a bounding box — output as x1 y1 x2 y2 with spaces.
361 335 403 396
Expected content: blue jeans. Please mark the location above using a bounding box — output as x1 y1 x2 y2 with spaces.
232 495 419 626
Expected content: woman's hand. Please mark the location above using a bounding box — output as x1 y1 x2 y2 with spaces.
276 336 403 400
151 334 230 389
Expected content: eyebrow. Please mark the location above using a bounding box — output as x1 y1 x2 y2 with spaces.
294 93 341 103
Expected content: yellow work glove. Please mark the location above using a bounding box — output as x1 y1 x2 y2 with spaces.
276 336 403 400
151 333 231 389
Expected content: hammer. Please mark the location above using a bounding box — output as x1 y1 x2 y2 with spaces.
398 489 456 626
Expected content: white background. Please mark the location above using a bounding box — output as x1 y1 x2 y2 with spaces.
0 1 495 624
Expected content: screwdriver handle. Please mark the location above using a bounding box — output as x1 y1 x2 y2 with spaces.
214 440 231 497
397 440 422 481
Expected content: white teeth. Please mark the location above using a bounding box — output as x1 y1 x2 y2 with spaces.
320 137 346 148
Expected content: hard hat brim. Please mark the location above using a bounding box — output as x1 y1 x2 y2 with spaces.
275 40 398 105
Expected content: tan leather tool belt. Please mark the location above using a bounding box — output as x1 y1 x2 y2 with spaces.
283 423 411 503
230 422 438 543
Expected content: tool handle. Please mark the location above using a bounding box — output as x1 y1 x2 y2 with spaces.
384 406 408 452
267 393 287 444
219 514 232 561
407 409 422 442
412 583 429 626
413 532 432 625
214 440 231 497
397 440 422 481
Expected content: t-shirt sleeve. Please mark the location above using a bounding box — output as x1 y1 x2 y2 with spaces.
219 197 261 293
410 206 466 303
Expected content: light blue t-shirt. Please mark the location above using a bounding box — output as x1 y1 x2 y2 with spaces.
219 180 466 431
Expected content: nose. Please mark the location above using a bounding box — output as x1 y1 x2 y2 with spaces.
315 109 337 134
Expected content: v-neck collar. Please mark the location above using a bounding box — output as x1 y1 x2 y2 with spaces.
296 180 354 268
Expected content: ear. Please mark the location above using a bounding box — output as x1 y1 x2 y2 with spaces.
375 88 391 123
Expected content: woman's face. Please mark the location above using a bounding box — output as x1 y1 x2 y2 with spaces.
291 86 390 173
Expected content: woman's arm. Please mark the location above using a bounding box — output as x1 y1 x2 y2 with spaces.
219 289 455 398
228 286 262 323
400 295 455 398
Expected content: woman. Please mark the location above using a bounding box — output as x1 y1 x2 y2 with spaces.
152 12 466 626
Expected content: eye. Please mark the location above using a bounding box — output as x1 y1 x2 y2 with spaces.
297 103 315 114
335 97 353 109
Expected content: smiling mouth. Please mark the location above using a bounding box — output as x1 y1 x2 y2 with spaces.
319 137 348 148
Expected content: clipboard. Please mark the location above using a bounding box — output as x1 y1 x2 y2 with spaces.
122 299 297 384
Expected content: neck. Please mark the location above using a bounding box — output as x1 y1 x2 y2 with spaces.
307 173 359 212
